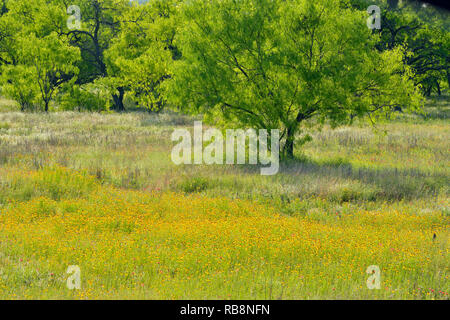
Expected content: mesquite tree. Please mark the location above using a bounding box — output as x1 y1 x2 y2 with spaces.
166 0 423 159
104 0 180 112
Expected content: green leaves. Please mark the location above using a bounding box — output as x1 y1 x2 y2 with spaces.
0 0 81 111
0 64 37 111
166 0 423 158
104 0 179 112
0 0 433 127
15 32 80 111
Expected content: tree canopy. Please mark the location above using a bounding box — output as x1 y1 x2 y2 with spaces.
166 0 423 157
0 0 448 157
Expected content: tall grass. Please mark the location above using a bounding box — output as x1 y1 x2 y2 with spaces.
0 101 448 299
0 110 448 205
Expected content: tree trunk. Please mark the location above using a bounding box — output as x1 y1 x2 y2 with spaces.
425 85 432 97
44 100 49 112
283 126 296 159
112 87 125 112
436 80 441 96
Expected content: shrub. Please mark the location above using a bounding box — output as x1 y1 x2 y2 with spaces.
178 176 211 193
56 84 108 112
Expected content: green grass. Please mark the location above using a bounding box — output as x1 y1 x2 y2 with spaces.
0 108 447 205
0 97 18 113
0 99 448 299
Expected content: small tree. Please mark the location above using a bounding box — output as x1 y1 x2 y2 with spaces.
19 33 80 111
0 64 38 111
167 0 423 158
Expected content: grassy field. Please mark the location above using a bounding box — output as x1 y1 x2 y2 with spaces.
0 98 448 299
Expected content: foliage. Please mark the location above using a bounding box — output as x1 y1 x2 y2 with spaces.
352 0 450 96
56 82 109 112
18 33 80 111
380 2 449 96
0 0 80 111
166 0 423 158
104 0 180 112
0 0 447 147
0 64 38 111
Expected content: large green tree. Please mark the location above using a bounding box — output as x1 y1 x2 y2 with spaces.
59 0 129 110
104 0 180 112
19 33 80 111
352 0 450 96
0 0 80 111
167 0 423 158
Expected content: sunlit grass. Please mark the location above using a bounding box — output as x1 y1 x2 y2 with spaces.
0 167 448 299
0 107 448 299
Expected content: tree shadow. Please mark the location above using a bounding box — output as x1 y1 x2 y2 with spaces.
235 155 448 202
